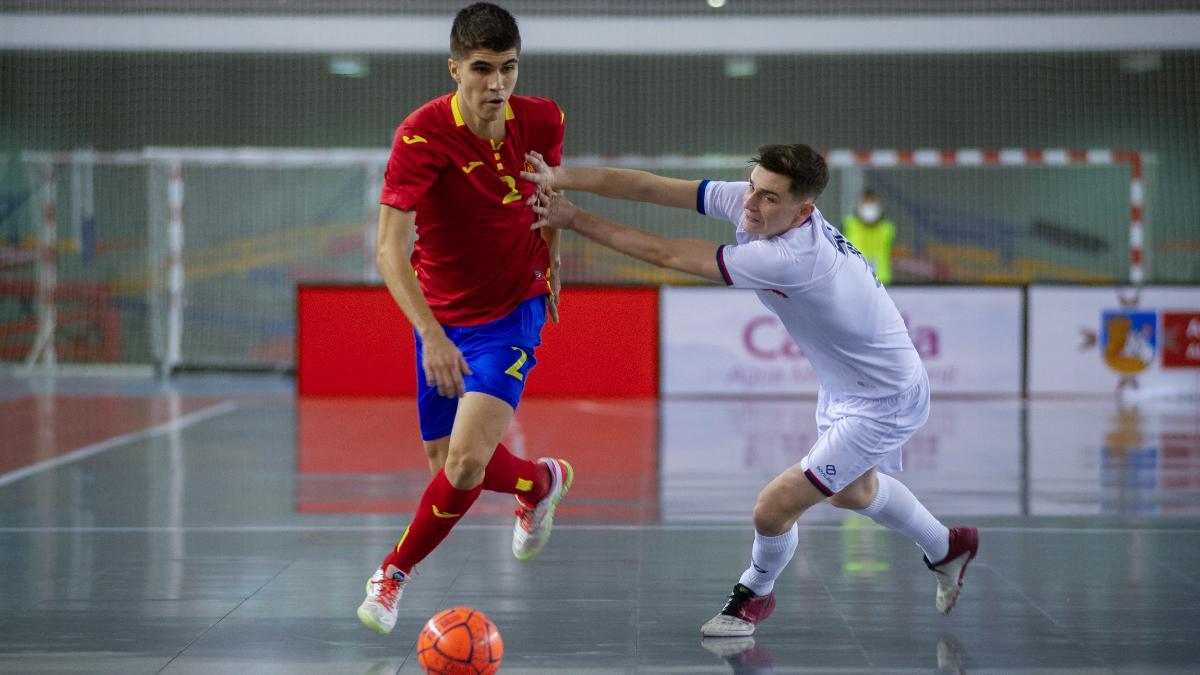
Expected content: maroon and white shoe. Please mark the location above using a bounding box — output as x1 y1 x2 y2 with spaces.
925 526 979 614
700 584 777 637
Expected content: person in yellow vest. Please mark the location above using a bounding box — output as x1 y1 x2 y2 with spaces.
842 189 895 285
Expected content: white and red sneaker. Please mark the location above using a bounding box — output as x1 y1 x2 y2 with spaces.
356 567 407 635
925 526 979 614
700 584 777 637
512 458 574 560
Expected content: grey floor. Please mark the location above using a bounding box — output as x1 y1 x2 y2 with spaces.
1 373 1199 674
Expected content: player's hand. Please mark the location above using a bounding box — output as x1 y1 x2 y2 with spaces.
521 151 555 189
546 258 561 323
420 329 472 398
530 189 578 231
525 182 549 211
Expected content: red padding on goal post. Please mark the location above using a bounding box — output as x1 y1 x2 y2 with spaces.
297 285 659 397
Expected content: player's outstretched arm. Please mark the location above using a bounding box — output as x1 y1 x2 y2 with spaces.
376 205 472 398
522 151 699 211
531 191 723 283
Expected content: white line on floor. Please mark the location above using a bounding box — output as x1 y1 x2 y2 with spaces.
0 399 239 488
1 524 1197 534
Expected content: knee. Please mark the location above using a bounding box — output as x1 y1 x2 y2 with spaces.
752 495 794 536
443 451 486 489
423 442 446 467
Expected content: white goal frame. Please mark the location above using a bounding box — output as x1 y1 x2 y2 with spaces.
13 146 1145 372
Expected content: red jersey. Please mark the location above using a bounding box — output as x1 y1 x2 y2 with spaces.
380 93 565 326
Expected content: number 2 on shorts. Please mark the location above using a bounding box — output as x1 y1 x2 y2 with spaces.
505 347 528 381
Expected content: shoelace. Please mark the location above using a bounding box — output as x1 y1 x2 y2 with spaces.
372 579 399 611
514 502 536 532
719 587 753 616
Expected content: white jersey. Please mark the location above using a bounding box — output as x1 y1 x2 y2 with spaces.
700 179 923 397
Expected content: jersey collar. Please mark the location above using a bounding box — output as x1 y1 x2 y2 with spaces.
450 93 515 127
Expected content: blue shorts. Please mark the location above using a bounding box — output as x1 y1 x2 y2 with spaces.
415 295 546 441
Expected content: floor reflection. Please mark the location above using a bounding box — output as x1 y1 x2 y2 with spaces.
289 395 1200 521
296 397 661 522
1 376 1198 674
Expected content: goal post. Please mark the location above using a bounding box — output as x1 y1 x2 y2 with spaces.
819 148 1145 285
4 146 1145 372
567 148 1145 285
10 148 386 373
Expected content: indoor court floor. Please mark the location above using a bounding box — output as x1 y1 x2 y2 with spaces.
1 372 1198 674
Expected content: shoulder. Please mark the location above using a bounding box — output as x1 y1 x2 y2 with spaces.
699 179 747 217
721 235 808 288
706 179 748 193
729 234 803 269
400 94 453 132
390 96 454 153
510 95 564 126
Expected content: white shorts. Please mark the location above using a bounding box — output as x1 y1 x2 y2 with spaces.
799 369 930 496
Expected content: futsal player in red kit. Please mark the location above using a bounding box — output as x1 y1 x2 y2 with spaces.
357 3 573 635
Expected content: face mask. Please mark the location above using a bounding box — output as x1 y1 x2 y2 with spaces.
857 203 882 223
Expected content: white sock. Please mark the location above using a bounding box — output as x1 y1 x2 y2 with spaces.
737 524 798 596
856 473 949 563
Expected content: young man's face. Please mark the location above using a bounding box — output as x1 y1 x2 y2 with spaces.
742 165 814 238
448 49 519 125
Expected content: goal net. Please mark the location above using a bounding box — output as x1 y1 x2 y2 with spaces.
563 148 1145 287
3 5 1198 371
2 146 1144 371
4 149 381 371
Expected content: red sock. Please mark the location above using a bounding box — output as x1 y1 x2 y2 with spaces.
481 443 550 504
381 468 481 575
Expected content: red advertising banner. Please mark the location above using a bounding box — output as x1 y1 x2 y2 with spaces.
297 285 659 396
1162 312 1200 368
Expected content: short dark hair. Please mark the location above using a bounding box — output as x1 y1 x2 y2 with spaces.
450 3 521 61
751 144 829 202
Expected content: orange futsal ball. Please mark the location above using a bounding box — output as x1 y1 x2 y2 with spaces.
416 607 504 675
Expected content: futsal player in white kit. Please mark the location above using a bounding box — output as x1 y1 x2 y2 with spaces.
522 143 979 637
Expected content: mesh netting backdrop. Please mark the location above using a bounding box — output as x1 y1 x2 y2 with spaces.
2 4 1198 367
